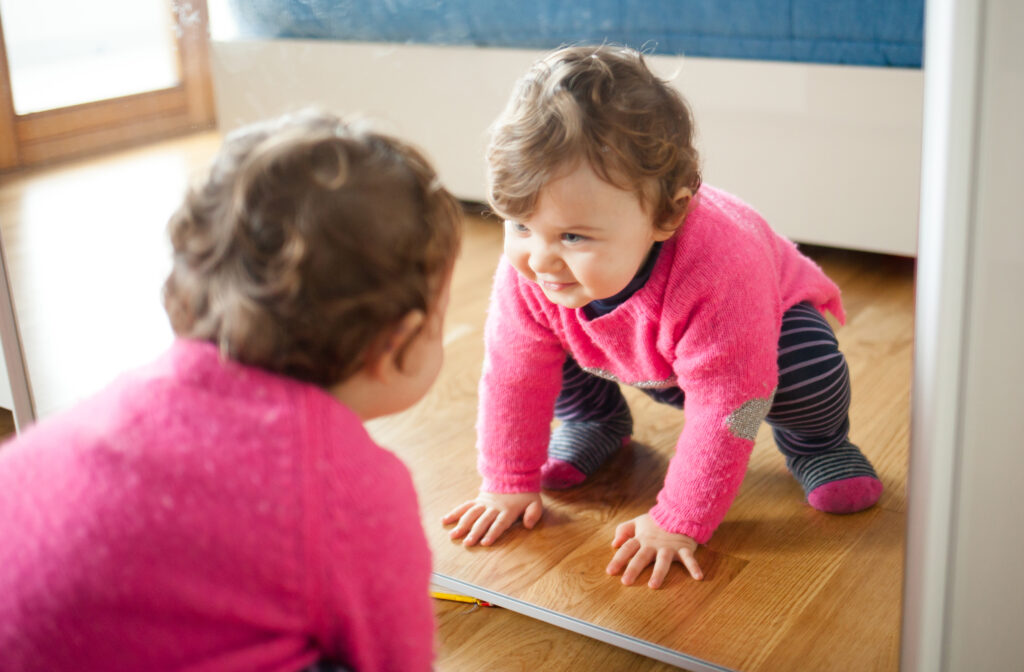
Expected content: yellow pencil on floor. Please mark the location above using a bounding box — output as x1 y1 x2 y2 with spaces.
430 591 495 607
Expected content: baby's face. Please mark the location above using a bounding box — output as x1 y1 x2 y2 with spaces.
504 163 675 309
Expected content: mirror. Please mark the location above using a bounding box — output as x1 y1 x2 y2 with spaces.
0 1 924 669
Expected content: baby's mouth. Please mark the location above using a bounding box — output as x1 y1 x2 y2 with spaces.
539 280 575 292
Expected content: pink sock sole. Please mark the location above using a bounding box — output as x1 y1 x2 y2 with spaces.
541 437 630 490
807 475 883 514
540 459 587 490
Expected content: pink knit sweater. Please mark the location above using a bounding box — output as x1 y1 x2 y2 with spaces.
0 339 434 672
477 185 845 543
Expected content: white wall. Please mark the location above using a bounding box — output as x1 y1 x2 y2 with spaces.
903 0 1024 669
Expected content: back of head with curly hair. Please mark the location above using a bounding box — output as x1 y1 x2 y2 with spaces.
487 44 701 230
163 109 462 387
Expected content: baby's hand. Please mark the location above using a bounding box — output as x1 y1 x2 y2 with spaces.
442 492 543 547
606 513 703 588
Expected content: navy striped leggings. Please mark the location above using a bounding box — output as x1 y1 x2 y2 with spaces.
555 302 851 457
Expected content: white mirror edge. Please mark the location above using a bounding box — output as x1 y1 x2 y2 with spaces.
0 225 35 431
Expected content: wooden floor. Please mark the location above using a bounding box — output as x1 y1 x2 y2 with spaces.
0 409 14 440
0 132 913 671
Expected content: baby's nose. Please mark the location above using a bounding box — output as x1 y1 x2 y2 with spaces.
528 243 563 274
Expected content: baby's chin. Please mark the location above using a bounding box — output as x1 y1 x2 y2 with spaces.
542 284 630 310
541 290 591 310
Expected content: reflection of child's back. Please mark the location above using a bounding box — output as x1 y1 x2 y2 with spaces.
0 110 461 672
445 45 882 589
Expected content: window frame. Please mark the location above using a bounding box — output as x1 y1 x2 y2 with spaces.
0 0 214 172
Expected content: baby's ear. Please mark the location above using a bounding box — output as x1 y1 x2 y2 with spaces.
672 186 694 210
653 187 693 241
363 310 426 381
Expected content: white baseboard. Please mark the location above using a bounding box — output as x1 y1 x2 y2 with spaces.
210 40 922 256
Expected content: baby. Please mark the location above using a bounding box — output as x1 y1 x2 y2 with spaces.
444 45 882 588
0 110 461 671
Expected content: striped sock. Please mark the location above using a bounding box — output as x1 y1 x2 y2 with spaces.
541 404 632 490
785 442 882 514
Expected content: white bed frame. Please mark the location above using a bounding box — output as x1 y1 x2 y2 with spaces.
209 40 923 257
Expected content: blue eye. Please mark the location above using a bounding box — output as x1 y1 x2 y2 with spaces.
561 232 587 244
507 220 529 234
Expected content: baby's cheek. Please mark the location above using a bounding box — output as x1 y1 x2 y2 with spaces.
504 247 532 278
501 237 517 260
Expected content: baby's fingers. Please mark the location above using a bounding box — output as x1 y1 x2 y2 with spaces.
462 509 500 547
522 500 543 529
447 504 485 540
620 546 657 586
606 538 640 577
442 500 476 525
480 511 515 546
678 547 704 581
648 549 676 589
611 520 636 549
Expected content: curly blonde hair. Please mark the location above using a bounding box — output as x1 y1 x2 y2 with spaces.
487 45 701 229
163 109 462 387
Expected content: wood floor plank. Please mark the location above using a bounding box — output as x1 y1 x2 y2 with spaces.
679 508 886 671
755 508 905 672
435 600 681 671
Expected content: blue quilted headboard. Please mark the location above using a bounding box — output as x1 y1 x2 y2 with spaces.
223 0 924 68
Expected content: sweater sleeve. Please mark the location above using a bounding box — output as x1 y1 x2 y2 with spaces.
648 254 782 544
476 259 566 492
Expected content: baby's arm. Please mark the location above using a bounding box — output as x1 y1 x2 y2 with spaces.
607 251 780 587
444 260 564 546
443 491 543 546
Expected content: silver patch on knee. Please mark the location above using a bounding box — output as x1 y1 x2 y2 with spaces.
726 389 776 441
